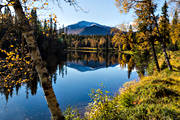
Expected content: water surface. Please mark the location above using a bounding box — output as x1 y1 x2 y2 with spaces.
0 52 142 120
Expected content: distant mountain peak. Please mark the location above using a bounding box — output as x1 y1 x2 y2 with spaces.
77 21 96 24
66 21 112 35
67 21 98 29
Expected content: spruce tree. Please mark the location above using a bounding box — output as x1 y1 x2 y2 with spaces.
50 17 53 35
159 0 170 44
44 19 47 31
136 0 160 71
31 9 38 38
171 10 179 47
159 1 172 70
172 10 178 26
53 22 58 39
128 25 134 50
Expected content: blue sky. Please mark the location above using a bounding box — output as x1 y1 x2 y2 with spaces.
2 0 173 27
47 0 136 27
40 0 170 28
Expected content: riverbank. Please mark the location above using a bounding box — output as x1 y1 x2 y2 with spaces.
65 50 180 119
66 47 134 55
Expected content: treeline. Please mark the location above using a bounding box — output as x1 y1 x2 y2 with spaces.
0 7 115 53
0 6 66 97
60 34 113 50
112 1 179 71
0 7 64 60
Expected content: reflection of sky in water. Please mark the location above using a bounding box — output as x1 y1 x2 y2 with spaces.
0 65 138 120
0 84 51 120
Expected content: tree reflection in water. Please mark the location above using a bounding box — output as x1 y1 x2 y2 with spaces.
0 51 150 119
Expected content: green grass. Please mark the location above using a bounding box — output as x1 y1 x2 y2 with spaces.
64 50 180 120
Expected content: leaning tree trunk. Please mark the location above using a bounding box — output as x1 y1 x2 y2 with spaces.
151 41 160 72
42 78 64 120
9 1 64 119
152 13 172 71
162 43 172 70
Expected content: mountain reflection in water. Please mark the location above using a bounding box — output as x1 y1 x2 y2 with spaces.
0 51 149 120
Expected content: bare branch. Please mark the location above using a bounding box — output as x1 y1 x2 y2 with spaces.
54 0 87 12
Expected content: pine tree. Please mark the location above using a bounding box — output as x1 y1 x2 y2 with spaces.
50 17 53 35
135 0 160 71
54 22 57 32
172 10 178 26
159 1 172 70
44 19 47 31
53 22 58 39
171 10 180 47
159 1 170 44
127 25 135 50
30 9 38 38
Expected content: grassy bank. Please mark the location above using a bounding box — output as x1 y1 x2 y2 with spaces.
64 50 180 120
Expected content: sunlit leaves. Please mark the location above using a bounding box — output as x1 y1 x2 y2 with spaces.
0 46 34 94
170 10 180 46
111 25 134 51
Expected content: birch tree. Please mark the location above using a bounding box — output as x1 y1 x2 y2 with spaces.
0 0 76 119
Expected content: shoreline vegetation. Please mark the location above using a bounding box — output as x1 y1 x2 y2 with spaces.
66 47 134 55
64 50 180 120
